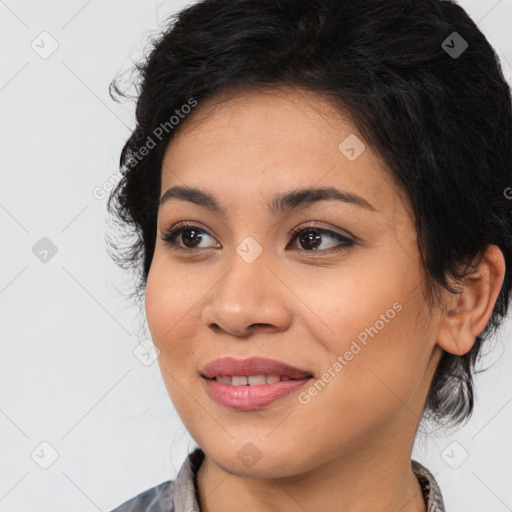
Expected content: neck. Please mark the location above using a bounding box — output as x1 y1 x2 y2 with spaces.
196 431 427 512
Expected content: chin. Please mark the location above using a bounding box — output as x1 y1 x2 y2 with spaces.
204 441 305 479
218 456 292 479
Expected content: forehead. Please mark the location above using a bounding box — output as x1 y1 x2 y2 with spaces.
160 86 408 218
171 86 354 147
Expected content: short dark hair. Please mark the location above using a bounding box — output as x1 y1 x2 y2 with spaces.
107 0 512 430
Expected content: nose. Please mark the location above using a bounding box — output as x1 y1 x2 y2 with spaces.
201 252 293 338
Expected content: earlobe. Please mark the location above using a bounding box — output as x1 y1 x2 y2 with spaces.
436 245 506 356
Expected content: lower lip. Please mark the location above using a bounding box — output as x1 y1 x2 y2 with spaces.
203 377 312 410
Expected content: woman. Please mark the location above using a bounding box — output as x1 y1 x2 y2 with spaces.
107 0 512 510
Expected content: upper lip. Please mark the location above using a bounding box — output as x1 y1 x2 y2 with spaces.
201 357 312 379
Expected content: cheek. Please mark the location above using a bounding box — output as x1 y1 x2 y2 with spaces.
314 291 432 426
145 267 199 415
145 255 195 335
292 263 403 351
144 258 198 363
299 260 431 408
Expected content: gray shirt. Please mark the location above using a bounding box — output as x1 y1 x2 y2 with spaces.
110 448 446 511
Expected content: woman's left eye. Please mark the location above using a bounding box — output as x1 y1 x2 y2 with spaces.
288 222 355 253
160 221 355 254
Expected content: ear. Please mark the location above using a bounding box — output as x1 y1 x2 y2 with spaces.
436 245 506 356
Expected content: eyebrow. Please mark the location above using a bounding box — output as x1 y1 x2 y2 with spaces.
159 185 376 215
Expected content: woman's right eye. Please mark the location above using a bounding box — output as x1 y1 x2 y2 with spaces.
160 222 220 251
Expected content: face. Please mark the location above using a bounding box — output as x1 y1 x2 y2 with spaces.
145 86 443 478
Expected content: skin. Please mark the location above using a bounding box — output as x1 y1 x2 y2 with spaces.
144 86 506 512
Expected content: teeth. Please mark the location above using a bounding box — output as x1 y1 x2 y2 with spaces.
216 375 232 385
248 375 266 386
232 376 248 386
213 375 293 386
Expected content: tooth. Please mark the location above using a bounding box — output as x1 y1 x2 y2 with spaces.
215 375 292 386
232 376 248 386
247 375 266 386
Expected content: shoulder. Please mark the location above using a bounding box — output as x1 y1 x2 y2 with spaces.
109 479 175 512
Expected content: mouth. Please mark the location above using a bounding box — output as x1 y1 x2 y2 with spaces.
200 356 313 410
202 374 312 386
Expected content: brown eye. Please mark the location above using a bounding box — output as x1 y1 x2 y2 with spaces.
161 222 220 250
288 223 355 253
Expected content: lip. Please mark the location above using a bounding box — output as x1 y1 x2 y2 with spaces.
200 357 313 411
200 356 312 379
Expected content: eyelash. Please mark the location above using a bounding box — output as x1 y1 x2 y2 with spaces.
160 221 355 254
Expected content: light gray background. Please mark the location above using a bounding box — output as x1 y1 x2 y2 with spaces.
1 1 511 511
